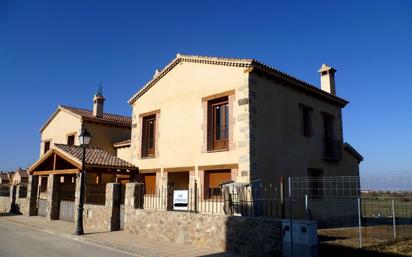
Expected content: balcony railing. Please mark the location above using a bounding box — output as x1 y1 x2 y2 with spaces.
323 138 342 160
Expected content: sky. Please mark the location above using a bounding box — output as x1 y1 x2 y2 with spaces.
0 0 411 176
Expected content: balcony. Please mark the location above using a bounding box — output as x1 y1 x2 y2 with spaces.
323 138 342 160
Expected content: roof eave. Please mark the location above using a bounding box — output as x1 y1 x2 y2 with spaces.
251 63 349 108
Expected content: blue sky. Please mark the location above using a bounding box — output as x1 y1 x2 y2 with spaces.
0 0 411 176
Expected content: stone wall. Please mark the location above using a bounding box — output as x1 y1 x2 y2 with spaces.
81 183 121 233
125 209 282 257
83 204 112 232
125 182 281 257
0 196 10 212
16 198 29 216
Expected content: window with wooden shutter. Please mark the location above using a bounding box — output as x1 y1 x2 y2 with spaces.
204 170 231 198
141 115 156 158
207 97 229 151
141 173 156 195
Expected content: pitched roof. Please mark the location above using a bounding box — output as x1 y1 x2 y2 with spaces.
128 54 349 107
40 105 131 132
0 173 10 181
60 106 131 127
16 170 28 178
54 144 136 169
344 143 364 162
113 139 131 148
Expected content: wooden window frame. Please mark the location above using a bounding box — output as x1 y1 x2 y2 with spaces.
207 97 229 151
141 115 156 158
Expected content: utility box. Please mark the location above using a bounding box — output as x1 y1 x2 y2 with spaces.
282 219 318 257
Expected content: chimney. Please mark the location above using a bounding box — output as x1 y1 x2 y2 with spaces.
153 69 160 78
93 86 105 117
318 64 337 95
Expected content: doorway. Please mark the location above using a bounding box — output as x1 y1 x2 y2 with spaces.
167 171 189 210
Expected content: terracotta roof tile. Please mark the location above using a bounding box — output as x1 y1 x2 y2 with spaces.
54 144 136 170
60 105 131 128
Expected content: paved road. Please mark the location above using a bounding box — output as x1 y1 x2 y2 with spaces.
0 220 138 257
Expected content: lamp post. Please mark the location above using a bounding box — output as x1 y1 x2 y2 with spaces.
75 127 92 235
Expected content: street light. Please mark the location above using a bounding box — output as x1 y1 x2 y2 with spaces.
75 127 92 235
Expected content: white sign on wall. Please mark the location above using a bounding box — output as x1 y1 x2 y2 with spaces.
173 190 188 211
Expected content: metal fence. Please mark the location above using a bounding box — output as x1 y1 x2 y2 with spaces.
0 185 10 197
289 176 412 248
85 184 106 205
133 182 287 216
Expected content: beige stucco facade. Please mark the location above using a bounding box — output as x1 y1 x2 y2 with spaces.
40 107 131 158
128 55 361 191
129 60 251 189
40 109 81 156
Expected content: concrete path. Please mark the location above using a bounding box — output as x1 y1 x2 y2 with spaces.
0 220 136 257
0 214 237 257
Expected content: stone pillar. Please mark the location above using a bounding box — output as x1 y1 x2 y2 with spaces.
27 175 39 216
106 183 121 231
74 172 81 225
9 185 16 213
124 182 139 231
46 174 60 220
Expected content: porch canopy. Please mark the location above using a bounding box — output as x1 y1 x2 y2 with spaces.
28 144 138 176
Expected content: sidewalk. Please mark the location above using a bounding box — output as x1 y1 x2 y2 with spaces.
0 214 238 257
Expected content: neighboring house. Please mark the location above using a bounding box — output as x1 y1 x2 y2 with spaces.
40 89 131 158
11 168 29 185
127 54 363 198
27 89 138 221
0 172 10 185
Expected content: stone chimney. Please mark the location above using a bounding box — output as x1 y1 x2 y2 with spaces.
93 86 105 117
153 69 160 78
318 64 337 95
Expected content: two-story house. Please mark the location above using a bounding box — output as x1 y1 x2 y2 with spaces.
27 89 137 221
125 54 362 201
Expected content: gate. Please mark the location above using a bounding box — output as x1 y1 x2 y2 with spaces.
37 199 47 217
59 183 75 222
119 184 125 230
59 200 75 222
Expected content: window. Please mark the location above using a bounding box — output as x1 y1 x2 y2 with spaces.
204 170 231 198
323 114 334 140
141 115 156 157
322 113 342 159
299 105 313 137
208 97 229 151
308 168 323 198
40 176 48 193
67 135 75 146
141 173 156 195
44 141 50 154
